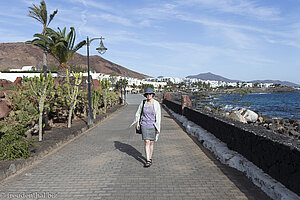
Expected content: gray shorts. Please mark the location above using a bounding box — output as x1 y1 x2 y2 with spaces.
141 126 156 141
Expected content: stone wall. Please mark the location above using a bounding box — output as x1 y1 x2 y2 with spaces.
163 99 300 196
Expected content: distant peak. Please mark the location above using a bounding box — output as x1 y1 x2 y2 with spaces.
185 72 240 82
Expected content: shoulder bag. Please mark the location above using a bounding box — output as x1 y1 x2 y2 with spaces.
136 100 146 134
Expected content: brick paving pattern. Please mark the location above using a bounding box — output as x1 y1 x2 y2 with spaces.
0 94 271 200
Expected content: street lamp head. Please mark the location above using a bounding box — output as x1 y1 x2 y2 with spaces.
96 37 107 54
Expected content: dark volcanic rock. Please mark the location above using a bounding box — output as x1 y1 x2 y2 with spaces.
0 91 5 98
13 77 22 86
0 79 13 90
93 79 102 90
163 93 172 100
0 100 10 119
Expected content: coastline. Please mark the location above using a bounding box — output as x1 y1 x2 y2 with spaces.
214 86 299 95
159 91 299 141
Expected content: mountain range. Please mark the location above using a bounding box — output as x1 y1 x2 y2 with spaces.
0 42 149 79
186 72 299 87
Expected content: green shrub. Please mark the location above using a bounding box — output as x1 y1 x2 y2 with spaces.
8 83 39 126
48 83 69 122
0 83 37 160
75 89 88 117
92 89 103 119
0 131 35 160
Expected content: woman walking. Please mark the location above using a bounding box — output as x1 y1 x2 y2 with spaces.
133 88 161 167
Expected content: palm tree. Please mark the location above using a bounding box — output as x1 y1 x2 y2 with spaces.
27 27 86 75
28 0 58 73
114 79 123 92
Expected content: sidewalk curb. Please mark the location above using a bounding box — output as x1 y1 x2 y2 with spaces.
0 104 127 183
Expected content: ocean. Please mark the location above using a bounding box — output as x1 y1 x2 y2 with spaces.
211 92 300 120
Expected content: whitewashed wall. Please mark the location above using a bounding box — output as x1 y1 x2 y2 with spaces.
0 72 58 82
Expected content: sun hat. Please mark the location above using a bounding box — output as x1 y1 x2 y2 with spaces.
144 88 155 97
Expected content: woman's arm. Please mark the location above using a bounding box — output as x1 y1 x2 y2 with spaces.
154 100 161 133
130 101 144 127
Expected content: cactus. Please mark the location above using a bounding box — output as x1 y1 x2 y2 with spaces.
100 78 111 113
29 73 54 141
75 89 88 117
92 89 103 119
66 69 83 128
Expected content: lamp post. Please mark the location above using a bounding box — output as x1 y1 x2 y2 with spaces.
122 73 129 104
87 36 107 125
124 72 130 103
123 73 126 104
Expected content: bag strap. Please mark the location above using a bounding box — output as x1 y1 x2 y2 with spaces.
138 100 146 125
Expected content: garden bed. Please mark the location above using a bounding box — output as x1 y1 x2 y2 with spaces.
0 103 125 182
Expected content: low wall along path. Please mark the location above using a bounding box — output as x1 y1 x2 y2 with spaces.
163 97 300 199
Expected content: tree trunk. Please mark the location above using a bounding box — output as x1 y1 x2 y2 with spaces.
57 68 67 77
43 50 47 77
57 63 69 77
103 91 107 113
38 96 45 141
68 98 78 128
93 108 97 120
67 104 73 128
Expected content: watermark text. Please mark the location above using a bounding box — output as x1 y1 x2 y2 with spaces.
0 191 57 199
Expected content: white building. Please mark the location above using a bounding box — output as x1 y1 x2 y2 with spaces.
145 76 182 84
9 66 36 71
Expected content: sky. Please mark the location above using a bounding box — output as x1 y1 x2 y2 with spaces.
0 0 300 84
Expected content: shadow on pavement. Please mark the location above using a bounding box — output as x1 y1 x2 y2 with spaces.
114 141 146 164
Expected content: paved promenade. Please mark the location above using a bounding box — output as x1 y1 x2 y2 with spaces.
0 94 270 200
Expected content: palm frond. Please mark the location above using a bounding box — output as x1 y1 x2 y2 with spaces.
45 27 56 36
66 27 75 50
40 0 47 24
33 33 52 44
28 0 57 30
28 9 43 24
48 10 58 26
73 40 86 52
61 27 66 38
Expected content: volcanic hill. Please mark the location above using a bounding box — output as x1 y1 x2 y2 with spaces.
0 42 149 79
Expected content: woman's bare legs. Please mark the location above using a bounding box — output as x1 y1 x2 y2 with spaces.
149 140 154 161
144 140 151 161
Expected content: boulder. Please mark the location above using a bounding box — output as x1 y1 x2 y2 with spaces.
0 100 10 119
13 77 22 86
289 130 299 138
225 112 230 117
181 95 192 107
229 111 247 123
0 91 5 98
203 106 212 112
218 110 229 117
24 123 39 139
295 122 300 132
181 95 192 115
163 93 172 100
288 119 297 124
239 108 258 123
93 79 102 90
258 116 264 123
272 117 283 125
265 118 274 124
0 79 13 90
